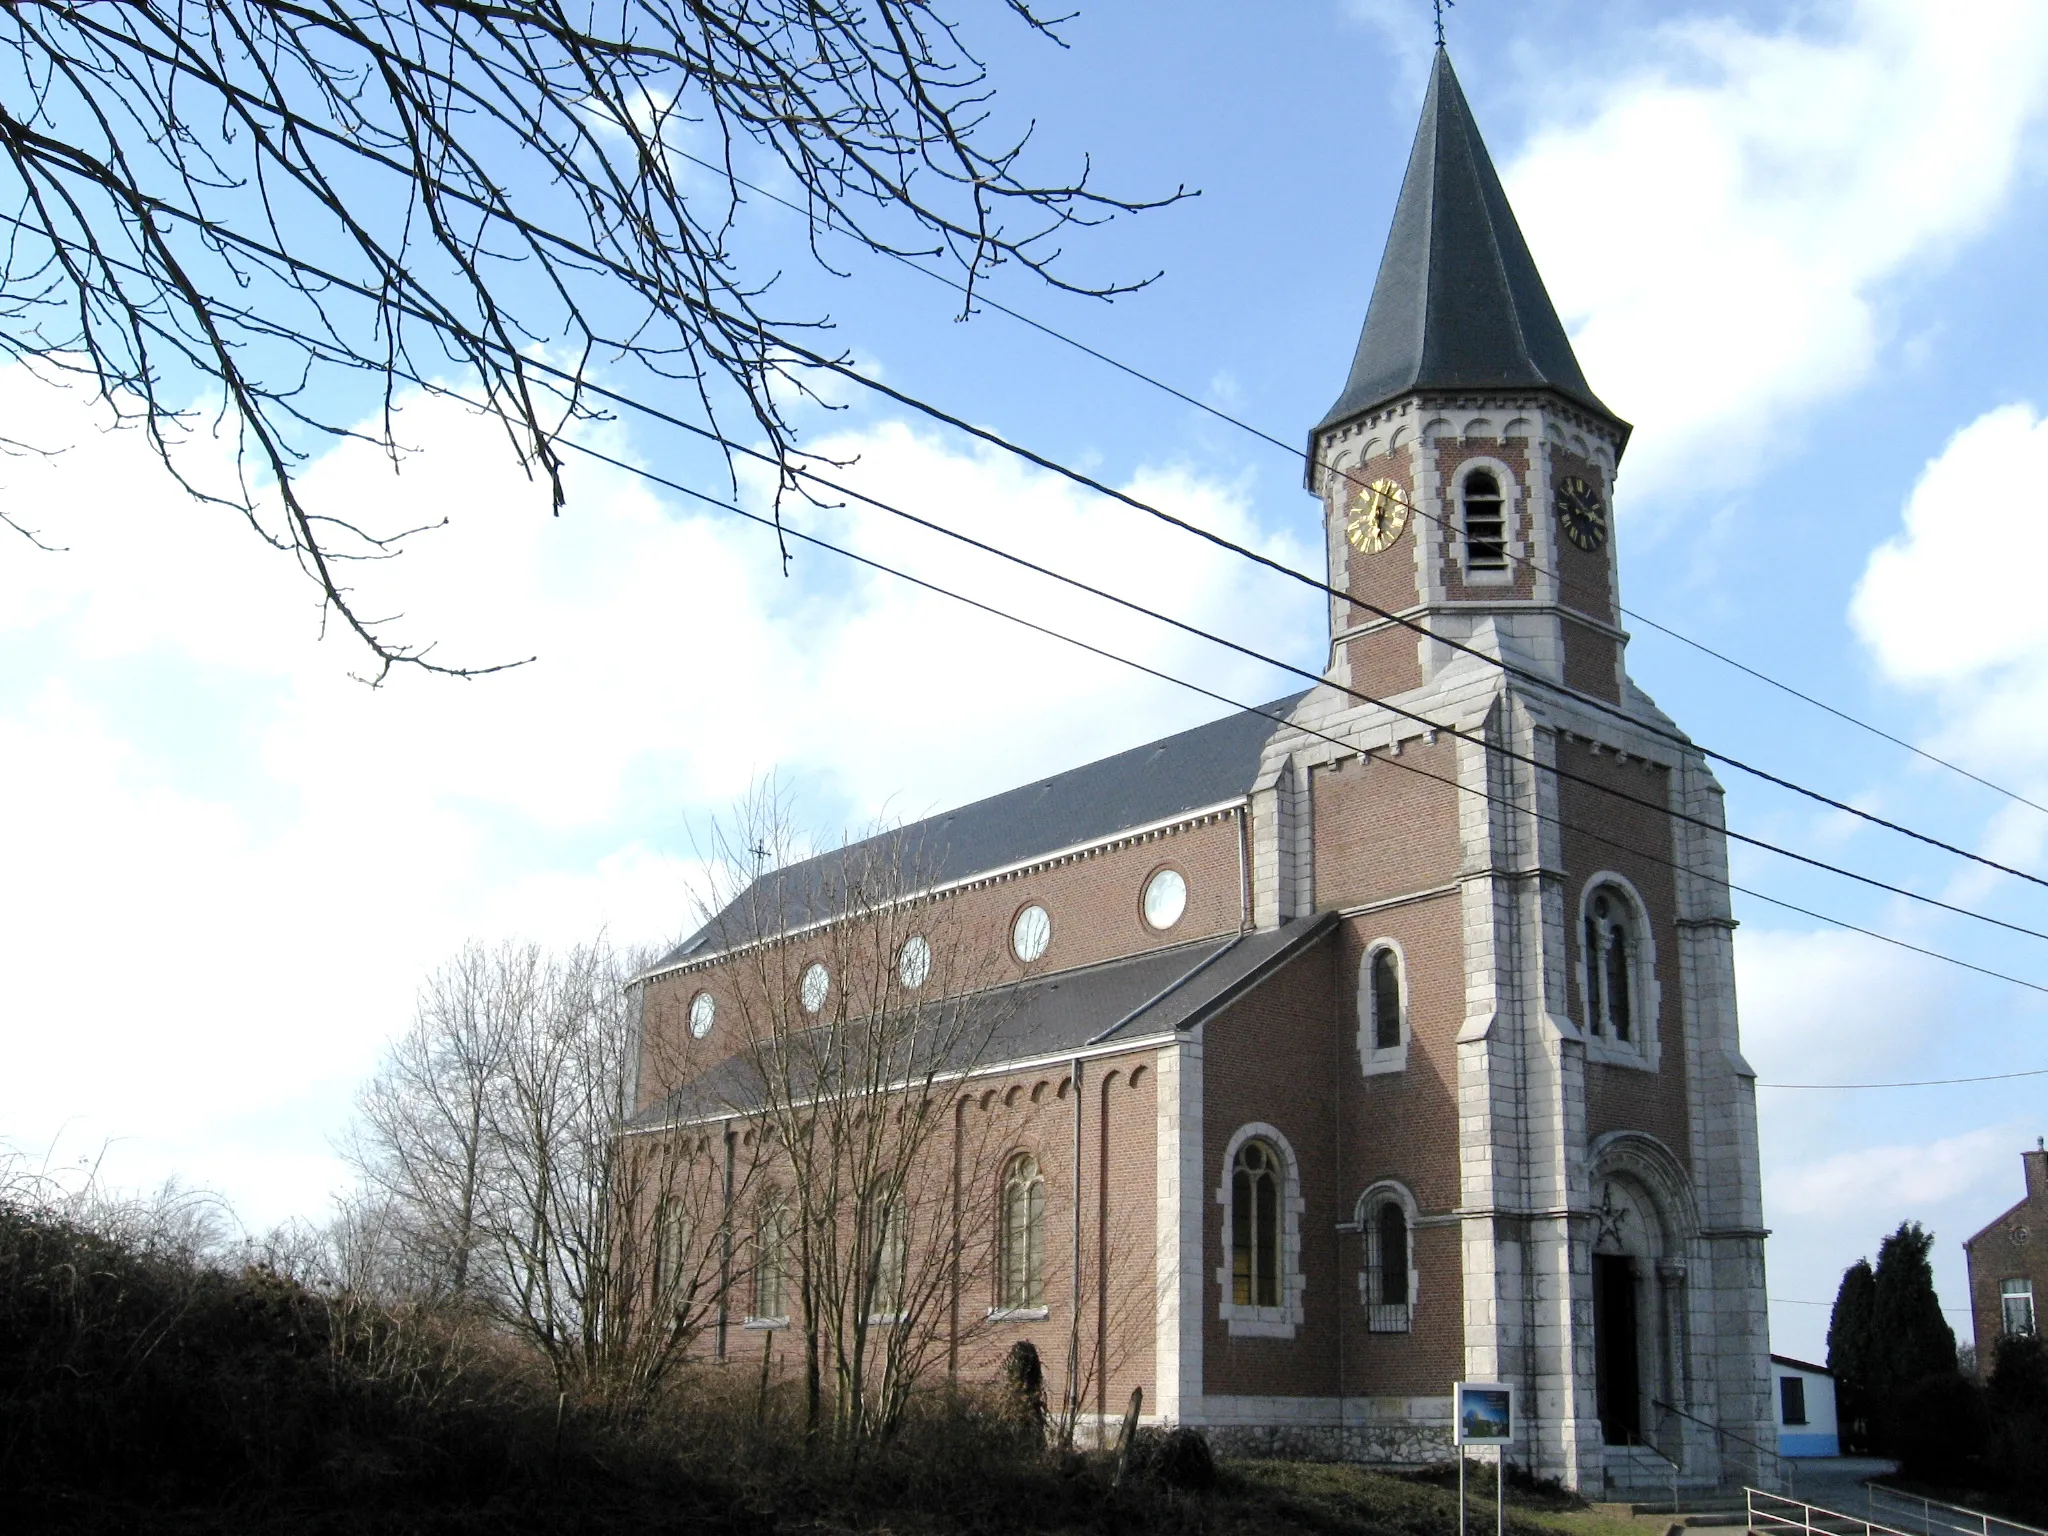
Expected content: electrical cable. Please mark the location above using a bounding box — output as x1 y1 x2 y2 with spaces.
673 143 2048 825
30 61 2033 894
540 424 2048 999
21 195 2048 944
1757 1066 2048 1090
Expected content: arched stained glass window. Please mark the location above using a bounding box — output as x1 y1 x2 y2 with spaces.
1376 1201 1408 1306
999 1153 1045 1309
1231 1140 1281 1308
1363 1192 1414 1333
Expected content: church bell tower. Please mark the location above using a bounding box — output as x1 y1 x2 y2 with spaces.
1308 47 1632 708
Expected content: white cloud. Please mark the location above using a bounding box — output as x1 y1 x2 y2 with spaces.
1506 0 2048 500
1735 925 1944 1088
0 364 1315 1228
1769 1122 2017 1218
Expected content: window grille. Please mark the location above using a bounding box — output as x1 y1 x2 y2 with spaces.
1364 1196 1412 1333
1463 471 1507 570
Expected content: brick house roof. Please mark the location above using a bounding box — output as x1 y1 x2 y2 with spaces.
646 693 1306 977
1314 47 1623 440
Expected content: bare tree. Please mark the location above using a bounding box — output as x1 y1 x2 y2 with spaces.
347 933 734 1399
0 2 1180 677
657 787 1022 1447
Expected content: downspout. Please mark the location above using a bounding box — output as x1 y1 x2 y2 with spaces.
1098 1068 1113 1433
718 1120 735 1361
1237 802 1252 934
1068 1054 1084 1442
949 1094 964 1381
1333 936 1349 1452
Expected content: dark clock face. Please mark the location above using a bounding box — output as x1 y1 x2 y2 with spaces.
1557 475 1608 552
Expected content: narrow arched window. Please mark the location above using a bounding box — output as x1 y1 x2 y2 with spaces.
1584 886 1638 1043
1370 949 1402 1051
867 1193 906 1321
1363 1191 1413 1332
999 1153 1045 1310
753 1191 789 1322
1463 470 1507 570
1232 1140 1281 1307
1376 1202 1409 1305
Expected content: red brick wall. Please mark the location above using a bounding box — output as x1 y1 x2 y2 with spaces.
1555 737 1691 1171
1312 738 1463 911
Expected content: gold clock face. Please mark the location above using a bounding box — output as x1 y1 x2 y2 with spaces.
1557 475 1608 552
1345 478 1408 554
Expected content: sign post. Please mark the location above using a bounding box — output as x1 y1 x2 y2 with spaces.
1454 1382 1516 1536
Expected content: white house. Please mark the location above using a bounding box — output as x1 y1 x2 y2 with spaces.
1769 1355 1839 1458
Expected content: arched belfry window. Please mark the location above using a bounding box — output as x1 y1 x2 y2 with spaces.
998 1152 1045 1311
1579 877 1660 1069
1462 470 1507 571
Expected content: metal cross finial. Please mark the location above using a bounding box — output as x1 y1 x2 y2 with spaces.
1433 0 1453 47
749 840 771 872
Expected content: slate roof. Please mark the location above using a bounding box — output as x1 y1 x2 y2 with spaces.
627 914 1336 1128
1315 48 1624 437
644 694 1305 977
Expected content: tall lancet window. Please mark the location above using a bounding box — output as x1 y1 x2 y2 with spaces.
1584 886 1636 1042
1370 949 1402 1051
998 1152 1045 1311
1462 470 1507 570
1231 1139 1281 1308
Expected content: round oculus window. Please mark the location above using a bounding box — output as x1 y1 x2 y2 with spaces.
689 990 716 1038
1011 904 1051 963
799 961 830 1014
898 934 932 990
1142 868 1188 930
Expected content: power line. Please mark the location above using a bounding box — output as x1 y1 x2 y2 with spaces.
37 65 2032 899
1758 1066 2048 1090
31 195 2048 946
680 143 2048 826
537 426 2048 999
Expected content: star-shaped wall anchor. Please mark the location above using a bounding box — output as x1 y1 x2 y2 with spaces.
1594 1182 1632 1250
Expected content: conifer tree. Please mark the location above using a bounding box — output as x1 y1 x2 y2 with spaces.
1827 1258 1877 1387
1870 1221 1957 1391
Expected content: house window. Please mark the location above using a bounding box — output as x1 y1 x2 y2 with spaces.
1583 886 1638 1042
1780 1376 1808 1426
655 1201 692 1305
1364 1193 1413 1333
1232 1140 1281 1307
751 1192 789 1323
998 1153 1045 1311
2004 1278 2037 1336
1463 470 1507 571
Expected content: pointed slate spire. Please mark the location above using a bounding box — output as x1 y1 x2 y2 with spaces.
1317 49 1623 436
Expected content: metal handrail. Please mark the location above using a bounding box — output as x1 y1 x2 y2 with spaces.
1865 1485 2048 1536
1749 1488 1917 1536
1654 1396 1792 1493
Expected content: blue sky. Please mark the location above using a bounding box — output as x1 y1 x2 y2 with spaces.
3 0 2046 1364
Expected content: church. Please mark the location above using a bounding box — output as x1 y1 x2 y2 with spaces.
631 48 1773 1493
